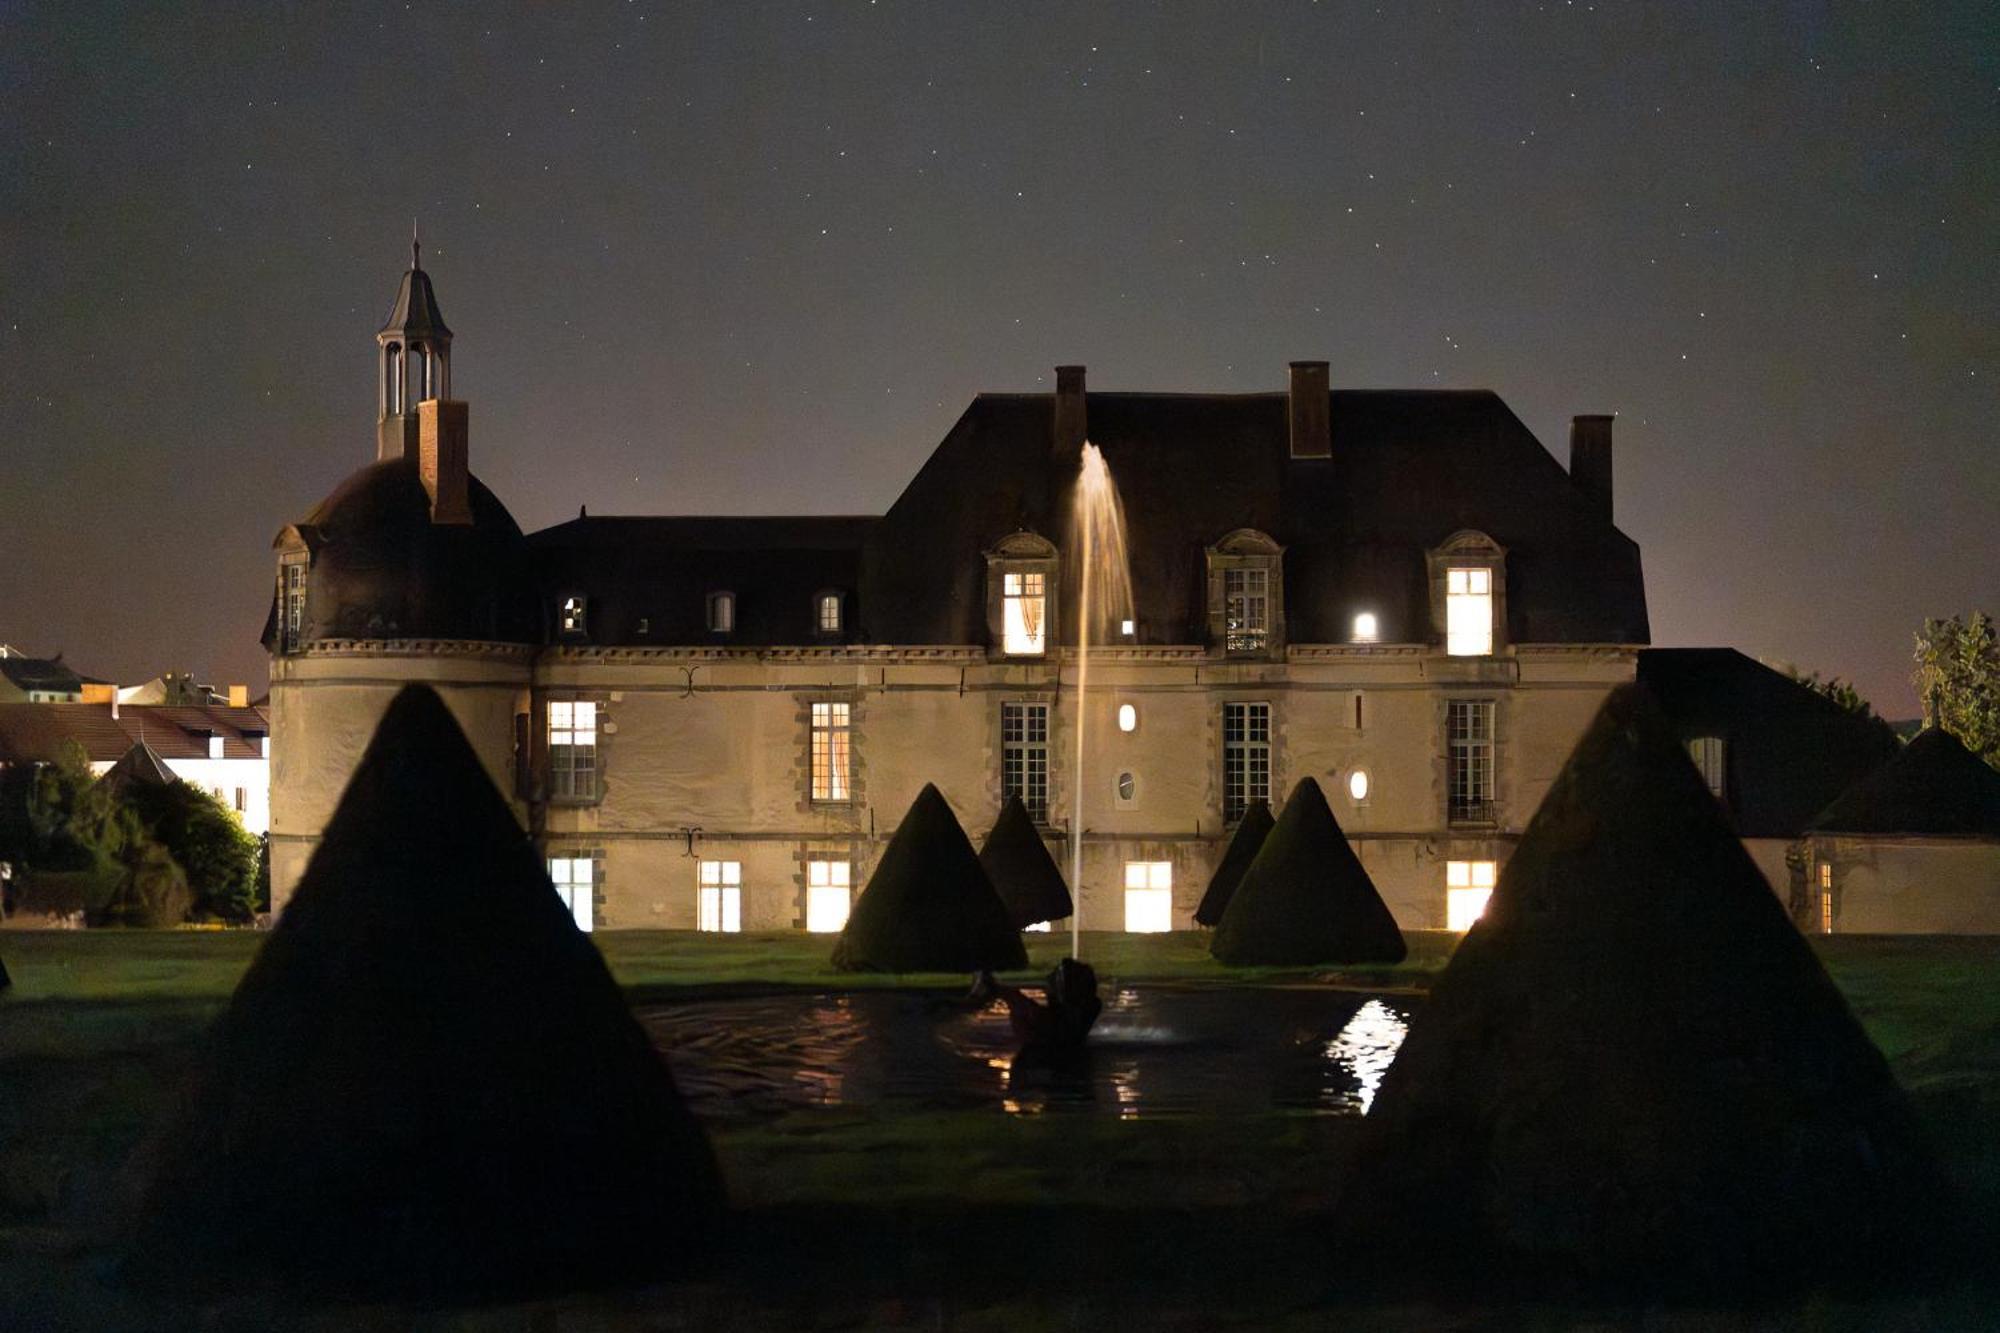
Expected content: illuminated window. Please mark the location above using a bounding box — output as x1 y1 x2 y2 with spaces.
698 860 741 933
208 735 225 760
1123 861 1174 932
548 700 598 800
1224 567 1270 652
1445 567 1493 656
810 702 851 802
1223 701 1271 822
1348 769 1370 802
1117 703 1137 732
1002 571 1047 655
817 593 843 634
1001 702 1049 821
281 559 307 653
1447 700 1495 823
547 855 595 933
559 595 587 636
1352 611 1379 644
1120 618 1135 636
1819 863 1834 934
805 858 851 933
1687 736 1726 801
707 591 735 633
1446 859 1497 931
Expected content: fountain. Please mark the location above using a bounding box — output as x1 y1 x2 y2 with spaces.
1068 443 1135 958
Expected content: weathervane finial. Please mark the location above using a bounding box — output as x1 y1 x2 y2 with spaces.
411 219 421 271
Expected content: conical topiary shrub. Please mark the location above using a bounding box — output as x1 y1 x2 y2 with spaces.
1193 798 1273 926
1334 684 1946 1298
978 795 1072 929
833 784 1028 972
130 685 723 1299
1211 778 1404 965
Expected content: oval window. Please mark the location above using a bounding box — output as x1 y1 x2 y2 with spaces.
1117 703 1138 732
1348 769 1370 802
1117 771 1136 802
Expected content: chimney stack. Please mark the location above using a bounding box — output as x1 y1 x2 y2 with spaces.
1053 365 1087 463
418 399 473 525
1568 414 1615 522
1288 361 1330 459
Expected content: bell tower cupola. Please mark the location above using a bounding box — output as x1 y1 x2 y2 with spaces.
375 224 454 462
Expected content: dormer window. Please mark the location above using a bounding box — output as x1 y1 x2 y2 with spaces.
816 592 843 635
707 591 735 634
559 595 588 637
984 532 1058 659
1427 531 1507 657
280 556 308 654
1206 529 1284 657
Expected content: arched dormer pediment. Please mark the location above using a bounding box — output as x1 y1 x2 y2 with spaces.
985 530 1058 561
1433 528 1506 560
1212 527 1283 558
1426 530 1508 656
984 530 1058 658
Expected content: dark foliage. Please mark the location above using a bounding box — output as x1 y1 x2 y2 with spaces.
1334 685 1949 1299
833 784 1027 973
1812 726 2000 839
123 780 259 922
130 685 723 1299
1211 779 1404 966
1193 799 1273 926
977 796 1072 928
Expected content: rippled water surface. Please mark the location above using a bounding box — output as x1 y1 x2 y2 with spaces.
637 987 1411 1119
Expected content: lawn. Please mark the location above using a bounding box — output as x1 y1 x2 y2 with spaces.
1 928 1997 1329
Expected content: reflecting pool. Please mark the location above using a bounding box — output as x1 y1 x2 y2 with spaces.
637 986 1411 1120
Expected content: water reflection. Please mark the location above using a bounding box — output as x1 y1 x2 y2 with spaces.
1322 998 1409 1115
637 987 1412 1121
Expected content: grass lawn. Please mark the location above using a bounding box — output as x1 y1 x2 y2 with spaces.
2 928 1997 1329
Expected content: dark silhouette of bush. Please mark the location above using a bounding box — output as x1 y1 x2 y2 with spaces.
1194 798 1273 926
834 784 1027 972
1212 778 1404 966
977 796 1072 929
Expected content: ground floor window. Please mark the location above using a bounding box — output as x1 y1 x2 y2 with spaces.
1445 859 1497 932
547 855 595 933
805 858 851 933
699 860 742 933
1124 861 1174 932
1819 862 1834 934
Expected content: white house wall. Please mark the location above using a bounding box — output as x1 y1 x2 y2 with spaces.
1812 835 2000 934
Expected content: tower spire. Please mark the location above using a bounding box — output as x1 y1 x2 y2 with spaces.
411 219 421 272
375 229 453 461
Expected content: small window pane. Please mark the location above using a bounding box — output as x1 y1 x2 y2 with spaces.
1123 861 1173 931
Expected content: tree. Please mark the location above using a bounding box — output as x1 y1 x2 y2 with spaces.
1915 613 2000 770
1778 664 1882 721
124 780 260 922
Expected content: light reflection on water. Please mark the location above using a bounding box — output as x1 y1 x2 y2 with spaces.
638 986 1411 1121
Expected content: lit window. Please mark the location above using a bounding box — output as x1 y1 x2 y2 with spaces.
1002 571 1046 655
1001 702 1049 821
1352 611 1379 644
1120 618 1135 636
1123 861 1174 932
1348 769 1370 802
1445 567 1493 656
208 735 225 760
698 860 742 933
547 856 595 933
1819 863 1834 935
281 559 307 653
548 700 598 800
1447 700 1495 822
234 787 246 812
559 595 587 636
817 593 842 634
1687 736 1726 801
1446 859 1497 931
707 591 735 633
1117 702 1137 732
1024 920 1052 933
810 702 851 802
1224 567 1270 652
1223 701 1271 823
805 859 851 933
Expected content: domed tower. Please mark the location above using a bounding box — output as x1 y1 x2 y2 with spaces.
263 240 540 914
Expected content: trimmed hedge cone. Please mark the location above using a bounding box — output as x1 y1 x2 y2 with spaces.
833 783 1027 973
130 685 723 1299
1334 684 1947 1298
1193 798 1273 927
1211 778 1405 966
978 795 1073 929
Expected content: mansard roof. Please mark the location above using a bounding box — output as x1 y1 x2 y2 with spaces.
0 653 87 696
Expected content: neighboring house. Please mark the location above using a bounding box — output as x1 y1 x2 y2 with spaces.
1636 648 1903 899
1805 729 2000 934
266 251 1653 933
0 648 92 703
0 701 272 835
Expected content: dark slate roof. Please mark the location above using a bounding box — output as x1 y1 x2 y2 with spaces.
100 740 178 791
0 703 272 765
528 516 874 647
1811 728 2000 839
1636 648 1902 839
268 458 539 648
860 390 1650 646
378 257 451 343
0 654 85 695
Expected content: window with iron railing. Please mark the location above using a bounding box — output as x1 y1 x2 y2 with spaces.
1447 699 1495 823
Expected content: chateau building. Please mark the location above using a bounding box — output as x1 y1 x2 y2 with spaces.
267 252 1655 934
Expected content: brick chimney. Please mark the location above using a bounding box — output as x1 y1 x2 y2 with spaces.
419 399 473 525
1288 361 1330 459
1053 365 1087 464
1568 414 1615 522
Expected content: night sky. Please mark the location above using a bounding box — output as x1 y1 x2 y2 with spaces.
3 2 1994 715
